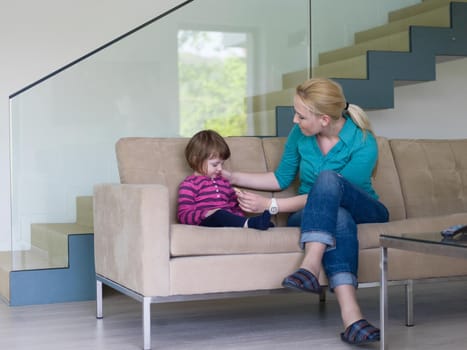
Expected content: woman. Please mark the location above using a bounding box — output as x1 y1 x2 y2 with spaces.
224 77 389 345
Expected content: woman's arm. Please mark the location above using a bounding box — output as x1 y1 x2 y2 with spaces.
225 170 281 191
226 169 306 214
236 191 307 214
224 126 304 213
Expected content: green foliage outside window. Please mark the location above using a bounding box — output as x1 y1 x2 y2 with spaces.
178 31 247 137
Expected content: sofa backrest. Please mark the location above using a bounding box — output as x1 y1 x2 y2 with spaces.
116 137 190 224
390 139 467 218
116 137 271 224
373 137 406 221
116 135 408 224
262 137 300 226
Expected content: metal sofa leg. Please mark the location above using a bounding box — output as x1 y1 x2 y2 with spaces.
319 289 326 303
405 280 414 326
96 279 103 319
143 297 152 350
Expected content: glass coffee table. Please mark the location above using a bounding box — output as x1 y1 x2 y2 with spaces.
379 232 467 350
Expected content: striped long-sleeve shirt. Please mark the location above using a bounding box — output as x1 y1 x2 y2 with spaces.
177 175 244 225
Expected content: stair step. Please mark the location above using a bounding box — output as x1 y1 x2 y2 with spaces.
281 69 309 90
0 247 55 302
0 246 52 272
0 252 11 301
355 6 451 44
249 88 295 114
319 31 410 65
389 0 467 22
9 234 96 306
31 223 93 267
295 16 421 86
251 55 368 113
313 55 367 79
76 196 93 227
249 110 277 135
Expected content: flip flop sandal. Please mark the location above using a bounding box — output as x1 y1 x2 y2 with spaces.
340 319 380 345
281 268 322 294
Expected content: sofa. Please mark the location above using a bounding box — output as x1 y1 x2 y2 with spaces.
93 136 467 349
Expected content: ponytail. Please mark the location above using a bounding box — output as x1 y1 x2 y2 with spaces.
346 103 374 136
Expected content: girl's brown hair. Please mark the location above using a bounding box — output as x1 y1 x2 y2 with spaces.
185 130 230 174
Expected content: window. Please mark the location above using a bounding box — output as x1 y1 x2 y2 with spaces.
178 30 248 136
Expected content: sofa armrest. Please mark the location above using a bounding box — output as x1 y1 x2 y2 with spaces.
93 183 170 297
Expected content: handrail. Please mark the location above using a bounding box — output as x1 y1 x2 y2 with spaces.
9 0 194 99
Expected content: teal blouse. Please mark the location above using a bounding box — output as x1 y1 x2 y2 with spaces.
274 116 378 199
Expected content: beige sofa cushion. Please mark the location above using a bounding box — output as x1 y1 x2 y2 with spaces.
169 253 306 295
372 137 406 221
116 138 190 224
391 139 467 218
171 225 301 256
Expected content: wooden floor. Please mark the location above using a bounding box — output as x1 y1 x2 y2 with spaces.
0 280 466 349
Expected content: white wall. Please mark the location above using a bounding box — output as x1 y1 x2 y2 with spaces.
0 0 186 250
369 57 467 138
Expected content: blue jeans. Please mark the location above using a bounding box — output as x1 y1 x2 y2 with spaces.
287 170 389 291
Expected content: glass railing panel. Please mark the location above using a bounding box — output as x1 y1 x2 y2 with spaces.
310 0 422 79
8 0 311 271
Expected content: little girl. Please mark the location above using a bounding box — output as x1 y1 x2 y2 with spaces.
177 129 273 230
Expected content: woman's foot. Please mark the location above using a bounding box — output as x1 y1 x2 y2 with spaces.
340 319 380 345
281 268 322 294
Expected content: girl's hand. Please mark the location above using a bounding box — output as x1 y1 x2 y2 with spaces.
205 208 220 217
236 190 270 214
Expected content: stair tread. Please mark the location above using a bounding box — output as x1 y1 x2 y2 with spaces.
356 6 451 44
281 69 309 89
0 246 62 272
31 222 93 235
0 251 12 271
319 31 410 65
389 0 467 22
249 88 295 113
313 55 367 79
30 222 92 266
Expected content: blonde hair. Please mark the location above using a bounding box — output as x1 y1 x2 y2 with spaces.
296 77 374 135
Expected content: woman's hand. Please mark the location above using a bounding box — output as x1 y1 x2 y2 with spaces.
236 190 270 214
222 169 232 182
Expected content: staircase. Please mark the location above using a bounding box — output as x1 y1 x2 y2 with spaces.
249 0 467 132
0 197 95 306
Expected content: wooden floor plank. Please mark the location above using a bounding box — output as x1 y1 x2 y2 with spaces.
0 281 466 349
